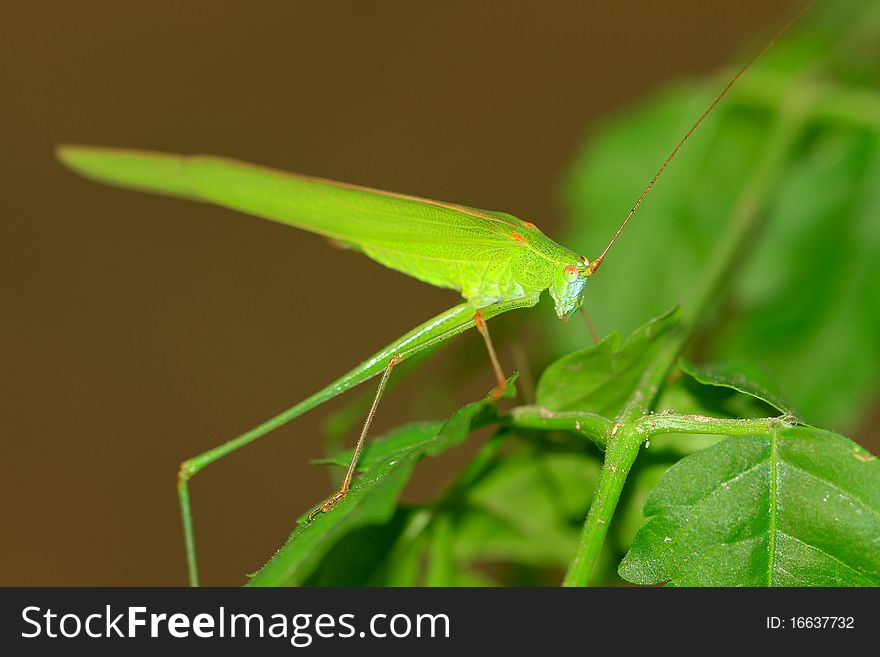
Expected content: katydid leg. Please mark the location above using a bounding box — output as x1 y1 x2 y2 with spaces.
308 353 401 519
474 309 507 400
579 306 601 345
177 294 538 585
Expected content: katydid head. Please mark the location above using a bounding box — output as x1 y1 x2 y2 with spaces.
550 256 592 321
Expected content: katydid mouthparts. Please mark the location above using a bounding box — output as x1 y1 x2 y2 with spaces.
56 4 811 586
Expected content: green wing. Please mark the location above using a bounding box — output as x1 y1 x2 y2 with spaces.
57 145 563 302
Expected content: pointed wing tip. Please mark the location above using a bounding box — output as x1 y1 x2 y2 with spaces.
55 143 84 167
55 143 115 174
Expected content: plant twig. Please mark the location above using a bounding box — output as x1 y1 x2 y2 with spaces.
632 412 797 438
502 406 612 447
562 424 641 586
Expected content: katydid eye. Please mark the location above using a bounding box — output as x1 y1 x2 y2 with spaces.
563 264 578 282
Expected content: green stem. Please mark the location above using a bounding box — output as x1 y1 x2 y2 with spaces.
562 425 641 586
502 406 611 447
504 405 793 443
633 412 796 438
563 91 809 587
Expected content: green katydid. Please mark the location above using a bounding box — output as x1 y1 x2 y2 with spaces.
55 7 806 586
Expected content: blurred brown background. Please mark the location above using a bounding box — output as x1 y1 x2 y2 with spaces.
2 1 797 585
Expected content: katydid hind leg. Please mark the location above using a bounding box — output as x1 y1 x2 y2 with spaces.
175 295 537 585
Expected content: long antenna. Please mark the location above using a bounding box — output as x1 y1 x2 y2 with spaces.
588 1 814 275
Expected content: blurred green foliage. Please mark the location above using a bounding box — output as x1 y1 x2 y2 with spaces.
556 0 880 431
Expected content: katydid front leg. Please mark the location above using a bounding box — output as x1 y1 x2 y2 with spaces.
177 295 537 585
474 309 508 400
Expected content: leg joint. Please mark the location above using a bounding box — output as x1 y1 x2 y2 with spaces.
178 460 195 486
474 309 487 333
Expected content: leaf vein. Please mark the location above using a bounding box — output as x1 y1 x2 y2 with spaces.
781 460 880 518
777 530 871 581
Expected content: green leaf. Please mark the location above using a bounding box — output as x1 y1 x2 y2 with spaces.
619 427 880 586
615 464 672 552
303 508 419 586
312 420 444 471
246 378 515 586
536 306 680 415
452 449 601 568
679 359 800 419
